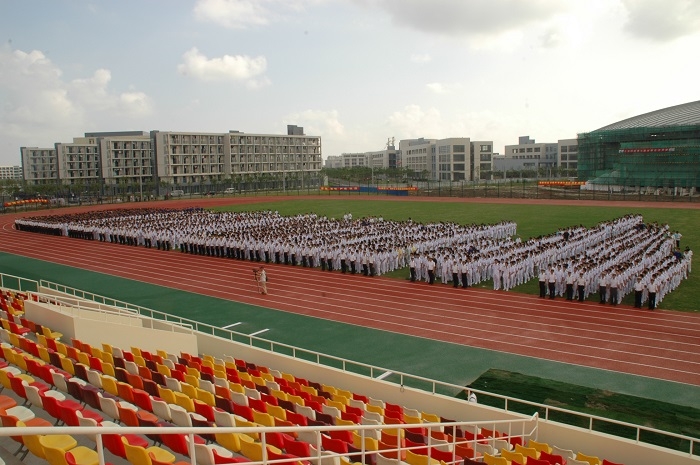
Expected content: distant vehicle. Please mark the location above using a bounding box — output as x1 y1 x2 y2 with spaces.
224 187 236 194
171 189 184 197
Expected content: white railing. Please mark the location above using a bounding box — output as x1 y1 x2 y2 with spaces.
1 273 697 457
1 417 538 465
0 272 39 293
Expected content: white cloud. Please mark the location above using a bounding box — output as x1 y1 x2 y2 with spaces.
426 82 463 94
358 0 570 38
285 109 345 137
387 104 445 138
0 46 151 147
193 0 271 28
621 0 700 41
426 83 445 94
193 0 325 29
410 53 432 64
177 47 270 88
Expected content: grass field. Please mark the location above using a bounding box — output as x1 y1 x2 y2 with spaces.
213 199 699 312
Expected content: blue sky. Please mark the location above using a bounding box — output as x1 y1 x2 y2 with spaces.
1 0 699 166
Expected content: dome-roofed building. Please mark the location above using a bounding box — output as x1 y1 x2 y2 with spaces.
577 100 700 192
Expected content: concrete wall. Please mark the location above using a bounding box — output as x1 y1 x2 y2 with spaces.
24 299 198 357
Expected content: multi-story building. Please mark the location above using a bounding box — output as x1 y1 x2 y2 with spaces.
400 137 493 181
497 136 558 172
472 141 494 180
152 131 227 186
324 155 343 169
336 152 369 168
55 136 101 186
368 143 400 171
21 126 321 190
324 140 400 171
229 130 321 182
557 138 578 172
400 138 435 178
0 165 24 180
20 147 58 185
91 131 155 188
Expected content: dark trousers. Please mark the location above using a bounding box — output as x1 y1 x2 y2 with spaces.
548 282 556 299
428 270 435 284
410 267 416 282
648 292 656 310
539 281 546 298
320 258 327 271
452 272 459 287
341 260 346 273
599 286 607 304
610 287 618 305
634 290 643 308
577 285 585 301
566 284 574 301
461 272 468 288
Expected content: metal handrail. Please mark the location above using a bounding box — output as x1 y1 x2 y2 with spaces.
0 417 538 465
1 273 697 456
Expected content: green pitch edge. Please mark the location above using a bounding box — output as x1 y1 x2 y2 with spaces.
1 251 697 408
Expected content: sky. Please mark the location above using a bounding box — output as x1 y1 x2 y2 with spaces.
1 0 699 166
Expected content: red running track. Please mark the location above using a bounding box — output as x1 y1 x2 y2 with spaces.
2 197 700 386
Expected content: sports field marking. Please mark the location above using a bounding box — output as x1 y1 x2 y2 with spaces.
222 322 242 329
249 329 270 337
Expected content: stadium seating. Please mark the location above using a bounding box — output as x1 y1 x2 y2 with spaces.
0 288 636 465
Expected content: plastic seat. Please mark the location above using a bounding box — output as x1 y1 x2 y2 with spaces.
122 436 176 465
551 446 575 461
528 459 555 465
482 453 508 465
214 431 243 454
501 448 526 465
103 434 149 459
48 444 100 465
575 452 601 465
170 406 194 427
515 444 539 460
405 450 438 465
527 440 551 455
538 451 565 465
239 436 282 462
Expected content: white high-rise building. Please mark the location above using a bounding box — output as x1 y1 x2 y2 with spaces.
400 137 493 181
21 126 321 190
0 165 24 180
54 136 101 185
21 147 58 185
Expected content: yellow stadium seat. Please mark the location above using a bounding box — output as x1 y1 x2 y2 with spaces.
575 452 601 465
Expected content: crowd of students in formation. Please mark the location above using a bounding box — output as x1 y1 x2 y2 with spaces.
15 209 691 307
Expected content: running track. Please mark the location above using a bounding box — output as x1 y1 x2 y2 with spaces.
2 196 700 387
